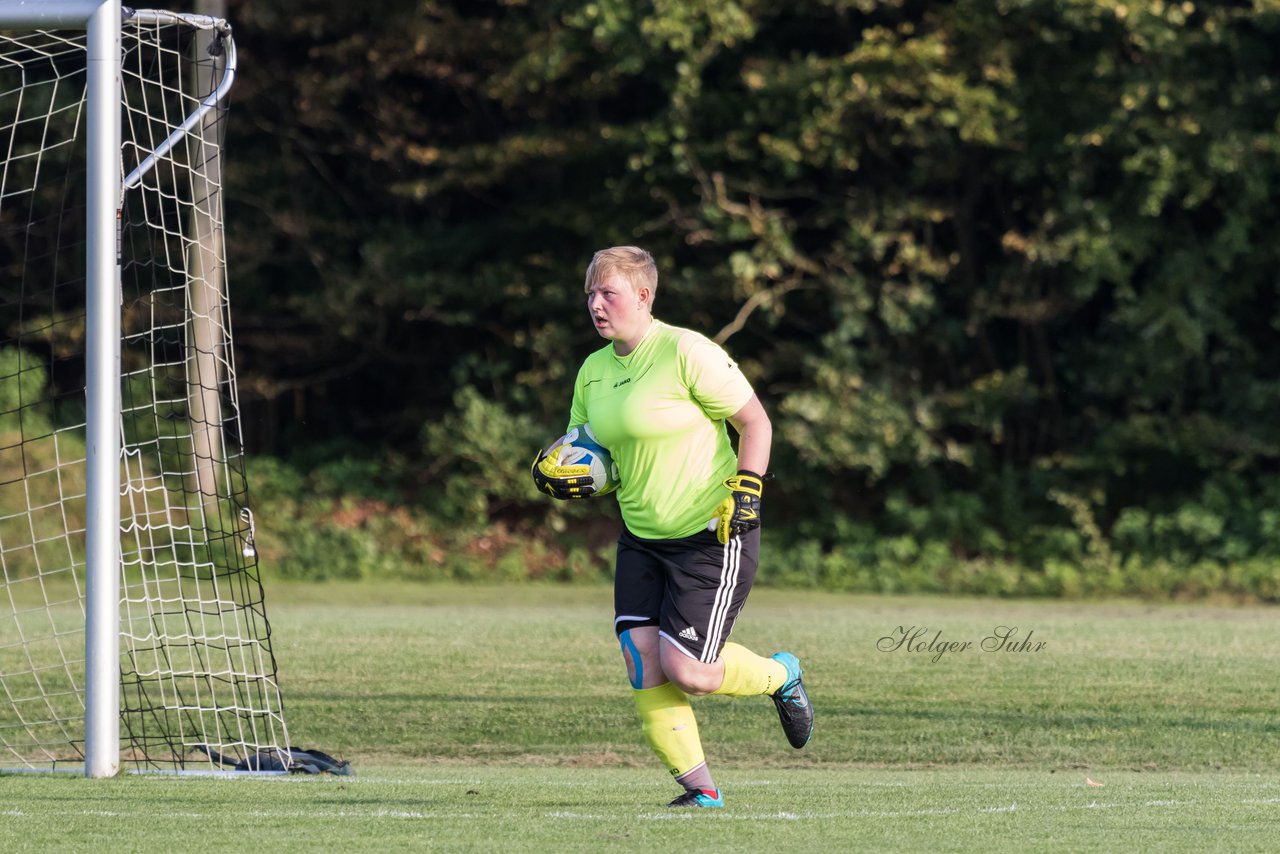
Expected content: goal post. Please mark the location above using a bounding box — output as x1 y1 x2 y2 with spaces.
0 0 123 780
86 0 123 783
0 3 289 776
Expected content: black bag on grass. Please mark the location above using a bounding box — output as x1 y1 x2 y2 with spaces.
195 744 354 775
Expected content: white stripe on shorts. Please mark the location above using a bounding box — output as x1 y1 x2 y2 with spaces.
658 630 699 660
701 534 742 662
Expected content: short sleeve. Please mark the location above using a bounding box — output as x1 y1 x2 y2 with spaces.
567 363 589 433
677 332 754 420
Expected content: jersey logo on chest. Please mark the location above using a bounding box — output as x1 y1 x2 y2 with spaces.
613 377 631 388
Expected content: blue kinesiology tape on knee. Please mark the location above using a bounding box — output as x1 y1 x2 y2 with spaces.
619 629 643 689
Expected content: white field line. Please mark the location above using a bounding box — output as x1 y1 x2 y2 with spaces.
0 797 1274 823
2 808 442 820
131 775 475 787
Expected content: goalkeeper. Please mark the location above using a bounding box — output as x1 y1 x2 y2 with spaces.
532 246 813 810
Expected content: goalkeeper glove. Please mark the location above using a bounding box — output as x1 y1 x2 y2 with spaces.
531 444 596 500
711 470 764 544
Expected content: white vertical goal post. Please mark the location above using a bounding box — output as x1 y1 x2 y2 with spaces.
0 1 290 777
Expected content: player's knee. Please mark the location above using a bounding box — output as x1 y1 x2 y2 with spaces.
664 658 718 696
670 671 716 696
619 630 644 689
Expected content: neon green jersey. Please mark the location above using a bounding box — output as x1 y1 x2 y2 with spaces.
568 320 754 539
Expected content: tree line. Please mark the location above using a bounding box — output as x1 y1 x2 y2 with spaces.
221 0 1280 595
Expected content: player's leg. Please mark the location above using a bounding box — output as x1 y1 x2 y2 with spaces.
615 530 722 808
659 630 789 698
657 527 813 748
657 527 773 694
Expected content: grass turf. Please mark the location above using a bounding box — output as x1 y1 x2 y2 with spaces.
5 583 1280 850
5 766 1279 852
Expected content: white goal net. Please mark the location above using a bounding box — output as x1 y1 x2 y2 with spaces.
0 10 289 772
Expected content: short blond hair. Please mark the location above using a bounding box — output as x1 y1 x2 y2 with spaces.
584 246 658 301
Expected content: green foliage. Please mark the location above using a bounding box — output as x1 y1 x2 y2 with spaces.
205 1 1280 595
3 1 1280 596
0 347 50 434
757 470 1280 600
247 408 620 583
418 385 554 527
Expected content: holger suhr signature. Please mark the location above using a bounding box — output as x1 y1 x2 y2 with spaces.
877 625 1047 663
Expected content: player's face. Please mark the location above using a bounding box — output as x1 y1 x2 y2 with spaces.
587 275 649 348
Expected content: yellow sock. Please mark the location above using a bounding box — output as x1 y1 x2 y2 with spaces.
712 642 788 697
633 682 705 778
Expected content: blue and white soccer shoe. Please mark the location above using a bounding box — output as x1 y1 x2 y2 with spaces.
667 788 725 809
770 651 813 748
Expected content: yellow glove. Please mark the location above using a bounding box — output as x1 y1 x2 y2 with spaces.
710 471 764 544
530 444 596 500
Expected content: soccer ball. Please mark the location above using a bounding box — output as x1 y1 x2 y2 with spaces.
554 423 620 496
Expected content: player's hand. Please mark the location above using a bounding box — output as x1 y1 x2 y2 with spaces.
531 444 596 500
711 470 764 544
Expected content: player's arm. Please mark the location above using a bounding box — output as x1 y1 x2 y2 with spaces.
712 395 772 543
533 367 596 500
728 394 771 477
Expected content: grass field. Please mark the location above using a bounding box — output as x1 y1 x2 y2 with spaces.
5 583 1280 851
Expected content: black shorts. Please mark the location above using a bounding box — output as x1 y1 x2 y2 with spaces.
613 525 761 663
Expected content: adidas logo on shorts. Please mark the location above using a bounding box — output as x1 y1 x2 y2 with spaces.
679 627 699 642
